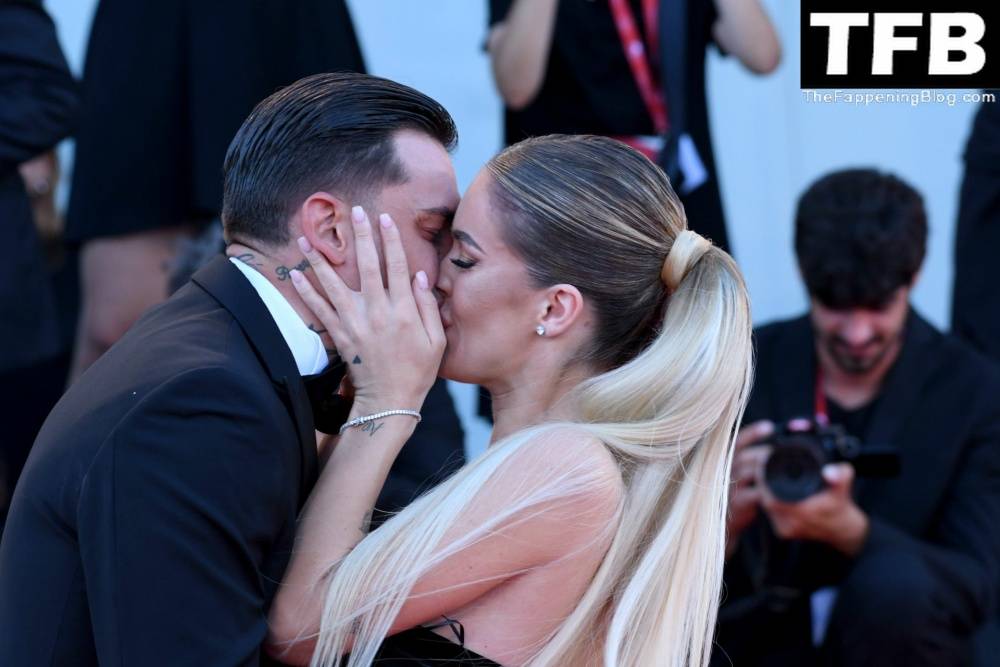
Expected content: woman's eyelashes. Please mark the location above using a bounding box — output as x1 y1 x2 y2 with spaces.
450 257 477 270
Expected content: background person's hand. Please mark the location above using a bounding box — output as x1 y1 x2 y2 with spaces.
759 461 870 556
291 206 445 413
726 420 774 557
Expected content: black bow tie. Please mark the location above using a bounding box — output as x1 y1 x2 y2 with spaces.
301 359 352 435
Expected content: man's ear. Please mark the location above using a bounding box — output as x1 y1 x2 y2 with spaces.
537 284 586 338
299 192 350 266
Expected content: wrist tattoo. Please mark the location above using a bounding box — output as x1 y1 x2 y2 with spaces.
275 259 310 281
360 420 384 437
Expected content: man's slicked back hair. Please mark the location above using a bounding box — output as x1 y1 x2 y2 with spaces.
222 72 457 246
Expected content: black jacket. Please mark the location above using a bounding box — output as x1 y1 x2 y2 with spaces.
719 310 1000 660
953 100 1000 360
65 0 365 242
0 0 78 372
0 257 327 665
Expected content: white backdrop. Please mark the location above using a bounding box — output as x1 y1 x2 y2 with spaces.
46 1 982 456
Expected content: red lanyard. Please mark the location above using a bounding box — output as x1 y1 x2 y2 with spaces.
814 365 829 427
608 0 669 135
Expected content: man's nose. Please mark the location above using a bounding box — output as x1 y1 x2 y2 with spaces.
840 314 875 346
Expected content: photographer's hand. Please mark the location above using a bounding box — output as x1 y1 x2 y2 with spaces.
759 462 870 556
726 420 774 558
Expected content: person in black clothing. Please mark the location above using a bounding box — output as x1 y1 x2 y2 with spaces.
715 169 1000 666
951 97 1000 666
67 0 367 380
486 0 780 253
0 72 462 666
953 100 1000 360
0 0 78 527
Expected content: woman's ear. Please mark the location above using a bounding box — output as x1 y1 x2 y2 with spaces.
299 192 350 266
537 284 586 337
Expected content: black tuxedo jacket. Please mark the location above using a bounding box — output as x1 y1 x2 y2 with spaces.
717 310 1000 662
0 256 334 665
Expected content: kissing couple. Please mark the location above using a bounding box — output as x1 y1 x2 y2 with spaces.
0 72 752 667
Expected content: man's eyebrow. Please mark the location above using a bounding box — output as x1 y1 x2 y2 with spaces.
453 230 484 253
418 206 456 224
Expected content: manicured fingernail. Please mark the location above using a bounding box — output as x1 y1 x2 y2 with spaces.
416 271 428 289
352 206 365 224
379 213 393 229
297 236 312 253
289 269 304 284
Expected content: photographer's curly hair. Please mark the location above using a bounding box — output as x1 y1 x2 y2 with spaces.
795 169 927 309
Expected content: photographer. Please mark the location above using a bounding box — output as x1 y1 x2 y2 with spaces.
715 169 1000 666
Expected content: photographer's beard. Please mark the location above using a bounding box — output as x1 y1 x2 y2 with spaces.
809 287 911 379
822 331 902 375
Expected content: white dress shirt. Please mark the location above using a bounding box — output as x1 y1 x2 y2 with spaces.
229 257 329 376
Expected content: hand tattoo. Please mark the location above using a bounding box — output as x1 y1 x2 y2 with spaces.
307 323 328 335
275 259 310 281
352 355 362 365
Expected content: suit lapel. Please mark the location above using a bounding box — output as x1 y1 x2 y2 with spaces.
864 310 937 447
191 256 319 505
856 310 940 504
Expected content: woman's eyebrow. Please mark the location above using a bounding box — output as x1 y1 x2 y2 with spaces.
452 229 484 253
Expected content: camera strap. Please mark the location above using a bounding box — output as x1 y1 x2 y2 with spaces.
814 365 829 426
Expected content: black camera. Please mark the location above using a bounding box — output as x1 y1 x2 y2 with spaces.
763 422 900 502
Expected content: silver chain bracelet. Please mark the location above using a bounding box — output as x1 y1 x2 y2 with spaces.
338 409 422 435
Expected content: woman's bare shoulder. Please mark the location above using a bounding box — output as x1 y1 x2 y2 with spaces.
500 425 625 525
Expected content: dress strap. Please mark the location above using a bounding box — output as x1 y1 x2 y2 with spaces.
423 615 466 647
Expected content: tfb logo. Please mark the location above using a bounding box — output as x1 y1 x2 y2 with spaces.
801 1 999 88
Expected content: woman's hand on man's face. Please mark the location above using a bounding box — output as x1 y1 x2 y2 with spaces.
290 206 445 412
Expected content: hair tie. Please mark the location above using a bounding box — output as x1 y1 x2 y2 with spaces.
661 230 712 292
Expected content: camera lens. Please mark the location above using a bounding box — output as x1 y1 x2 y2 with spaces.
764 436 826 502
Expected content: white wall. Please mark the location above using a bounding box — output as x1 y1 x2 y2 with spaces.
708 0 978 331
44 1 981 456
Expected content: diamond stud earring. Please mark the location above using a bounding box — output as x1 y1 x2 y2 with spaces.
535 325 546 336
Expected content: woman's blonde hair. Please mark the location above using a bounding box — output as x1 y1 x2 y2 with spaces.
309 135 753 667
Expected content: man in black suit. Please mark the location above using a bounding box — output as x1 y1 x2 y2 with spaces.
714 169 1000 666
0 72 461 666
0 0 78 527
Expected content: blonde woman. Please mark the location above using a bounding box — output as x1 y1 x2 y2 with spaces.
267 135 753 666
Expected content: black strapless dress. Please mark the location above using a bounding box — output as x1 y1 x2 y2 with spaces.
369 618 501 666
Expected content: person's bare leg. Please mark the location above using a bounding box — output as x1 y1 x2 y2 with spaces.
69 226 192 383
